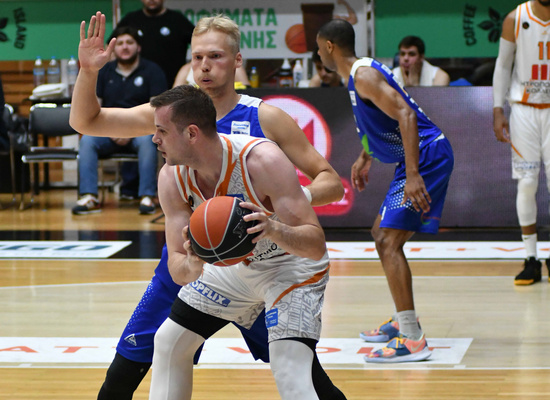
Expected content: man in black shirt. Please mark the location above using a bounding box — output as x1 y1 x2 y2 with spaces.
116 0 194 86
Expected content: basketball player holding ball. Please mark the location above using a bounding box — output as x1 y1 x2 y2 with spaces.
71 12 346 400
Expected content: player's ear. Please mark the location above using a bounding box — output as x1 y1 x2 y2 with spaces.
187 124 200 141
235 51 243 68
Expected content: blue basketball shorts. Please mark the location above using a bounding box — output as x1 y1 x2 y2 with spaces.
379 135 454 234
116 244 270 364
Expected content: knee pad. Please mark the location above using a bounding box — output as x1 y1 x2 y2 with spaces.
517 176 538 226
97 352 151 400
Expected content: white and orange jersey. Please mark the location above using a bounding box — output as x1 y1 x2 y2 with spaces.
173 133 287 262
510 1 550 104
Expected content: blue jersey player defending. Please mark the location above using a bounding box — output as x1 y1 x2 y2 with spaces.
317 19 454 363
71 12 346 399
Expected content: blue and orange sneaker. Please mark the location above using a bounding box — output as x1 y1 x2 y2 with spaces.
364 334 432 363
359 318 400 342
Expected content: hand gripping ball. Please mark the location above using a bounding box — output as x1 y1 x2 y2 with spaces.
188 196 259 266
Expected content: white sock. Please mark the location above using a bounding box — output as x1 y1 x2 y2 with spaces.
522 233 537 259
396 310 422 341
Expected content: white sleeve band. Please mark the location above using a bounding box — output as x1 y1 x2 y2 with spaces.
301 186 312 203
493 37 516 108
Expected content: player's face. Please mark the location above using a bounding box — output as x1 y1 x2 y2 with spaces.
399 46 423 71
153 106 189 166
191 31 240 95
315 35 337 72
114 34 140 65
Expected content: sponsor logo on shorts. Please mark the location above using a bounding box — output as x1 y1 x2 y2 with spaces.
190 281 230 307
265 309 278 328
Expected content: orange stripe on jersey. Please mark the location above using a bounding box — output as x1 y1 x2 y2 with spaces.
518 101 550 109
515 5 522 39
217 136 235 197
522 87 530 103
526 2 550 27
271 264 330 308
176 166 189 201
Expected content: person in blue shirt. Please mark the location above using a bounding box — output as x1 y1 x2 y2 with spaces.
72 25 167 215
317 19 454 363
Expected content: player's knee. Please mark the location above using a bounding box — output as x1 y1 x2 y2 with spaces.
518 176 538 197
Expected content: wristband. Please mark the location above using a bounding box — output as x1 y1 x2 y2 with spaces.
301 186 312 203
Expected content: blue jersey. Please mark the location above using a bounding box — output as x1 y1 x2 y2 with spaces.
217 95 264 137
348 58 442 164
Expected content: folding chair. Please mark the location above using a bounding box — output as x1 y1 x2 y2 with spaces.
20 103 79 210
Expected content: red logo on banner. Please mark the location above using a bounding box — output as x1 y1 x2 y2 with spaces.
263 95 353 215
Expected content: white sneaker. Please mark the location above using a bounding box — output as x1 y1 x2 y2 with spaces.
72 194 101 215
139 196 156 215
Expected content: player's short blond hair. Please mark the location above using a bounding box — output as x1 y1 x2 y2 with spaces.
193 15 241 55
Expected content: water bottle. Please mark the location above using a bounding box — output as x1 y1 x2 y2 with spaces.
33 56 45 87
47 56 61 84
292 60 303 87
278 58 293 88
250 66 260 88
67 56 79 96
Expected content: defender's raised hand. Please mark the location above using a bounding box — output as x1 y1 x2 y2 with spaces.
79 12 115 72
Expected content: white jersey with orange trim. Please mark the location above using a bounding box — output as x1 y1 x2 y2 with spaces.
173 133 330 340
510 1 550 104
173 133 287 262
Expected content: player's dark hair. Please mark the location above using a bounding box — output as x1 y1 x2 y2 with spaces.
318 19 356 56
150 85 217 137
398 36 426 55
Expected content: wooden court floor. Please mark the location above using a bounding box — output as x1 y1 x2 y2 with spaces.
1 190 550 399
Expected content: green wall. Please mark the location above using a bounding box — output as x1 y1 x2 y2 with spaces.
375 0 522 58
0 1 114 61
0 0 526 61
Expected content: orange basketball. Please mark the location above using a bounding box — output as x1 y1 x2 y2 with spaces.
188 196 258 266
285 24 307 54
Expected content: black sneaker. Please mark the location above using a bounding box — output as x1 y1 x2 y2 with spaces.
72 194 101 215
139 196 156 215
514 257 542 285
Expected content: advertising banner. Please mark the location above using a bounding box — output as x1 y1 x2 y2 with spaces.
167 0 367 59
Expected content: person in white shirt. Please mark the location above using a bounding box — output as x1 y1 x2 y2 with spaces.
392 36 450 87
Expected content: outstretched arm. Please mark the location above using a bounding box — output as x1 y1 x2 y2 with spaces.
69 12 156 138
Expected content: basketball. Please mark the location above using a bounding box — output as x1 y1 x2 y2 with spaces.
188 196 259 266
285 24 307 54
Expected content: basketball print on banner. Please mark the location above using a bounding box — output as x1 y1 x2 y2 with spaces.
285 24 307 53
188 196 259 266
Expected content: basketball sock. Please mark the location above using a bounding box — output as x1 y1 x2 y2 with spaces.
522 233 537 259
396 310 422 341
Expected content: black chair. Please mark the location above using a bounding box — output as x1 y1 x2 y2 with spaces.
0 103 16 209
20 103 79 209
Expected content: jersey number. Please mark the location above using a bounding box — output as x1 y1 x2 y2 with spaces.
533 42 550 79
